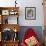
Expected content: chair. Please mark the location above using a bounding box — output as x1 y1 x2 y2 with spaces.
21 28 41 46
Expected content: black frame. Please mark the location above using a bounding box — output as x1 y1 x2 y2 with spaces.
25 7 36 20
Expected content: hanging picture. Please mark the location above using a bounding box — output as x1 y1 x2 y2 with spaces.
25 7 36 20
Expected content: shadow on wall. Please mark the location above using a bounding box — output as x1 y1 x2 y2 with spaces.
18 26 44 44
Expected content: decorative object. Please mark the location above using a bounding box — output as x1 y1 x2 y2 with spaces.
2 16 8 24
15 0 17 7
2 10 9 15
13 32 18 41
14 28 17 32
2 28 13 41
1 28 18 41
9 10 18 15
25 7 36 20
5 18 8 24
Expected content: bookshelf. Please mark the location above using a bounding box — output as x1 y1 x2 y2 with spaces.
0 7 20 46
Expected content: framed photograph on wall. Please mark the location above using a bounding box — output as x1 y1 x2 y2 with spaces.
25 7 36 20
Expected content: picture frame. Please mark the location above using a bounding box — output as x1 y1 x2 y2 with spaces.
2 10 9 15
25 7 36 20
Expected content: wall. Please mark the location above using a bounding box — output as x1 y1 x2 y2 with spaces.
0 0 44 26
18 0 44 26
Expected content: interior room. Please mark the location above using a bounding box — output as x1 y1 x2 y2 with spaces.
0 0 45 46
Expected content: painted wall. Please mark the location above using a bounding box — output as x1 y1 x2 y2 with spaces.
0 0 44 26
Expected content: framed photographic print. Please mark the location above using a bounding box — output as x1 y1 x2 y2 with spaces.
2 10 9 15
25 7 36 20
